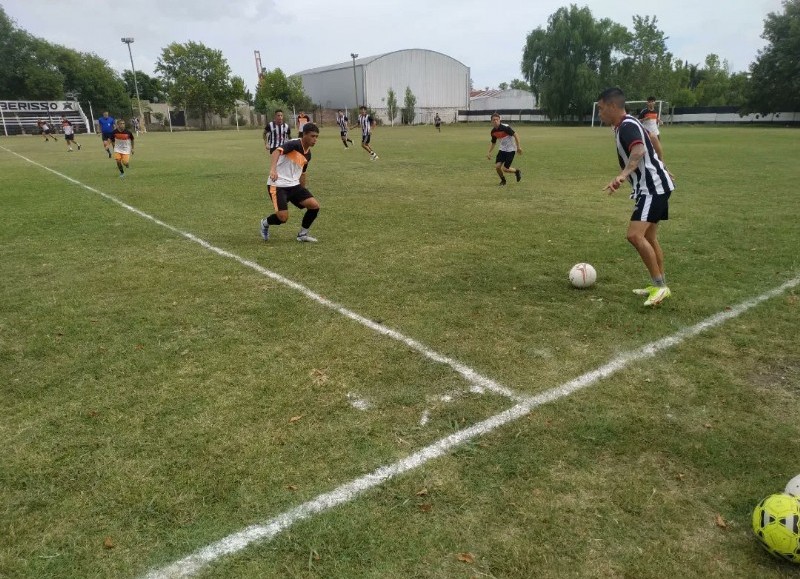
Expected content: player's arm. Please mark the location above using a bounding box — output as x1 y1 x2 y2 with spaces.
603 143 645 194
487 136 496 159
130 132 135 154
514 133 522 154
268 148 281 181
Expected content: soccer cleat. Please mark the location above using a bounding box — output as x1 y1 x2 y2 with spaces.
643 286 671 306
107 149 112 158
515 169 522 182
498 179 507 186
119 173 125 179
77 144 81 150
633 285 657 296
68 148 73 152
296 233 318 243
260 219 270 241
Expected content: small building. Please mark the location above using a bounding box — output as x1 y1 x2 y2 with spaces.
459 89 543 123
292 49 470 125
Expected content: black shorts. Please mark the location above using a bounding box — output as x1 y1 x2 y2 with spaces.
495 150 515 168
631 191 670 223
268 184 314 212
340 130 348 137
102 132 114 141
65 134 75 141
43 129 53 135
361 133 371 145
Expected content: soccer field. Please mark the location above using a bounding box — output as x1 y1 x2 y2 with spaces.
1 124 799 578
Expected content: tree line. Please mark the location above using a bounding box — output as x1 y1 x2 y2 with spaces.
1 2 798 125
517 2 800 120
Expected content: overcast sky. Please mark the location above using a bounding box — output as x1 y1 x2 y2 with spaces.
2 0 783 95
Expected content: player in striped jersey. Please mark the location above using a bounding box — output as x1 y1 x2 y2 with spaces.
263 110 291 154
598 87 675 307
358 106 379 160
336 110 354 149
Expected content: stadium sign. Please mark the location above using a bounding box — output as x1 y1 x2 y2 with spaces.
0 100 77 112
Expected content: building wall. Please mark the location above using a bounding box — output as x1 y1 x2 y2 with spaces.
294 49 469 125
469 89 537 112
363 50 469 115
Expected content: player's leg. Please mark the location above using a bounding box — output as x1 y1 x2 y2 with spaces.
261 186 289 240
628 200 670 305
295 191 320 242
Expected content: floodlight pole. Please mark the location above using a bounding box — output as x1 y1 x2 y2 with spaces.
121 37 146 132
350 53 359 114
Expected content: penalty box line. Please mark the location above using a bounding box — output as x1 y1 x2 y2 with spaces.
143 274 800 578
2 147 525 402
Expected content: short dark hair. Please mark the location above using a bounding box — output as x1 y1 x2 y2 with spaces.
359 105 367 110
491 112 500 119
598 87 626 108
647 96 656 102
274 109 283 114
302 122 320 135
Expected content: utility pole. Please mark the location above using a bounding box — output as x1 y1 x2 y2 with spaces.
121 37 146 132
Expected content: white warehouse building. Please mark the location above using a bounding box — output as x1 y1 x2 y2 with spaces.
292 49 470 125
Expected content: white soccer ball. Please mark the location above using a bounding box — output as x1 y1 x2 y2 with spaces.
786 474 800 496
569 263 597 288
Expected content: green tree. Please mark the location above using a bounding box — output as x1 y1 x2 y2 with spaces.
694 54 731 106
509 78 531 91
254 68 312 114
0 7 128 114
156 41 238 130
744 0 800 114
400 86 416 124
614 15 674 100
386 88 398 125
122 70 165 102
498 82 509 90
521 5 627 119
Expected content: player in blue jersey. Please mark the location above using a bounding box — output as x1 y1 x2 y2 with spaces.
97 111 116 158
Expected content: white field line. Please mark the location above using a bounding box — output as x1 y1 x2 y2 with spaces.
6 148 798 577
143 275 799 579
2 147 524 402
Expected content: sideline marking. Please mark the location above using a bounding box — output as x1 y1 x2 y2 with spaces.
2 146 524 402
143 275 799 578
6 148 797 577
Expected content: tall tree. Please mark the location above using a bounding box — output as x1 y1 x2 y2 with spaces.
401 86 416 124
744 0 800 114
156 41 237 130
386 87 398 125
614 15 674 100
122 70 165 102
694 54 732 106
521 5 627 119
0 6 128 114
254 68 312 114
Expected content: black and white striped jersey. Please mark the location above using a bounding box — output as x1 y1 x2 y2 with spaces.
615 115 674 197
265 122 291 151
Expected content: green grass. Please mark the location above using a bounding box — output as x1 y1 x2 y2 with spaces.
1 124 799 578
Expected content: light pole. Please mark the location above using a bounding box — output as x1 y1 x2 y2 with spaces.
350 53 359 116
121 37 145 131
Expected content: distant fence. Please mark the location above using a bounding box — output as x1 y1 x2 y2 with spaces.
458 106 800 125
